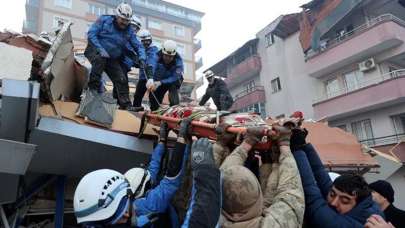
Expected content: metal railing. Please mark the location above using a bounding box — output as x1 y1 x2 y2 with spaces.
359 133 405 147
234 86 265 100
306 14 405 59
314 69 405 103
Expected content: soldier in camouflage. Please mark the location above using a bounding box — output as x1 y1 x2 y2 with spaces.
219 126 305 228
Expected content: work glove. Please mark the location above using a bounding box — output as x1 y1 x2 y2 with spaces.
146 79 154 90
98 49 110 58
153 81 162 90
159 121 169 143
178 117 192 143
191 138 215 170
290 128 308 151
272 125 292 146
215 123 235 146
244 127 266 146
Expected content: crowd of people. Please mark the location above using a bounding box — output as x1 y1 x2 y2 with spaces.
71 111 404 227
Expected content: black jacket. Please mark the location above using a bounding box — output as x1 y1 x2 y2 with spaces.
384 204 405 228
199 78 233 111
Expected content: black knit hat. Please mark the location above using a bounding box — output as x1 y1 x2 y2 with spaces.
369 180 395 203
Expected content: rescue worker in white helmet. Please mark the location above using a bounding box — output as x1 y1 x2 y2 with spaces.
199 70 233 111
132 29 159 110
74 119 192 227
130 15 142 34
85 3 146 110
147 40 184 111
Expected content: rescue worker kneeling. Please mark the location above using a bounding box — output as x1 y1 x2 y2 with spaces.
73 120 192 227
219 125 305 228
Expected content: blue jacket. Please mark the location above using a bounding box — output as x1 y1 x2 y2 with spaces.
293 144 383 228
87 15 146 60
133 143 189 222
154 51 184 84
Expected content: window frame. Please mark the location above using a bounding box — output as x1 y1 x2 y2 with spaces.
271 77 281 93
265 32 274 47
54 0 72 9
148 18 162 30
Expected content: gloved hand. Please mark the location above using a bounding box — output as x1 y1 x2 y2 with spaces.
191 138 215 170
215 123 235 146
98 49 110 58
146 79 154 90
153 81 162 90
272 125 292 146
244 127 266 146
290 128 308 151
159 121 169 143
178 117 192 142
139 59 146 69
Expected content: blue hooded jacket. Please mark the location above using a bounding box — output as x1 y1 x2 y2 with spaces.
87 15 146 60
293 144 383 228
154 51 184 84
133 143 189 225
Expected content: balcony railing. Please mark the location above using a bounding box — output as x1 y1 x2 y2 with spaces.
193 38 202 52
314 69 405 103
359 133 405 147
195 57 203 70
306 14 405 59
234 86 264 100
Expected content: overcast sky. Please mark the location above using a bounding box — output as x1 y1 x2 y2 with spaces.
0 0 308 95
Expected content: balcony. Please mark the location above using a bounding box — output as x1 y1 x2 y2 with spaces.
230 86 266 111
193 38 201 52
313 69 405 120
360 133 405 147
306 14 405 78
225 55 261 89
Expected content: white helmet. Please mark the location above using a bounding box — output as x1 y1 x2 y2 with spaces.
115 3 133 20
130 15 142 29
138 29 152 41
204 70 215 79
162 40 177 56
124 168 151 199
74 169 130 224
329 172 341 182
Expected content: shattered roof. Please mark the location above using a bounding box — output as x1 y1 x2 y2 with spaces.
302 122 378 168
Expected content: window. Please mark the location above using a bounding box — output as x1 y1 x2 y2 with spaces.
54 0 72 8
88 4 106 17
343 70 364 92
174 25 185 37
325 78 340 98
351 119 374 146
265 32 274 47
271 78 281 93
53 16 70 29
148 19 162 30
245 81 255 93
392 114 405 134
176 43 185 56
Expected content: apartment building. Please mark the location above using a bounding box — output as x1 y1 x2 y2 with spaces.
23 0 204 99
213 0 405 149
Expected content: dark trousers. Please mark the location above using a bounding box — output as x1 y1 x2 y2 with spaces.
133 79 147 107
149 83 180 111
84 43 131 108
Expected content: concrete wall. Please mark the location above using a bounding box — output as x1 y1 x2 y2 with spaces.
329 104 405 139
257 30 318 119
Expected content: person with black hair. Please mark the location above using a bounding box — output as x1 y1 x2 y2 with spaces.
290 128 383 228
369 180 405 228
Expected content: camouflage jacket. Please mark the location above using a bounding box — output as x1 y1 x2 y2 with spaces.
220 144 305 228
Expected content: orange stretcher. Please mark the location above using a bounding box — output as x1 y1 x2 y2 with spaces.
137 107 279 151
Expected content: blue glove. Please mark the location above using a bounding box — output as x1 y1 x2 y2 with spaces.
98 49 110 58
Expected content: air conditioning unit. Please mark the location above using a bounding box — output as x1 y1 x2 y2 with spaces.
359 58 376 72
